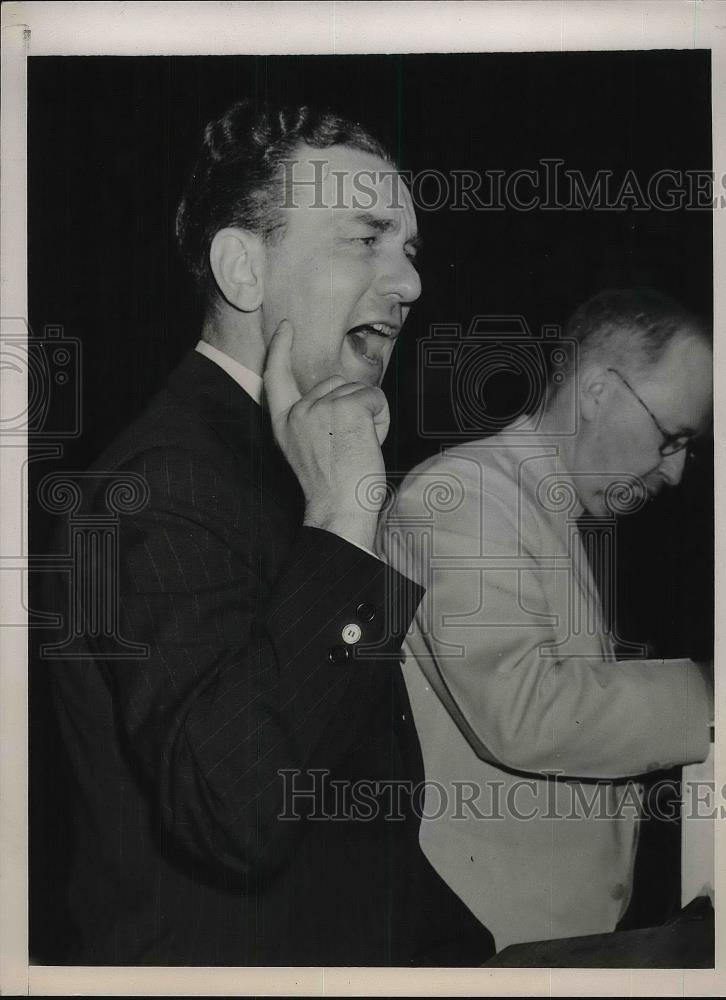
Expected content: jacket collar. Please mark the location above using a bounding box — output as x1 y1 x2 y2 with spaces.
166 349 277 465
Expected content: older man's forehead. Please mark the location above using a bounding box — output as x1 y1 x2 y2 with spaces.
643 333 712 429
645 332 712 383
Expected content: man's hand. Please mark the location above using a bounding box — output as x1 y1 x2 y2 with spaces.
263 320 390 552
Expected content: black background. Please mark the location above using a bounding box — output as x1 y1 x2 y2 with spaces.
28 52 713 960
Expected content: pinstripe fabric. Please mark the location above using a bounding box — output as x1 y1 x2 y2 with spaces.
49 351 495 966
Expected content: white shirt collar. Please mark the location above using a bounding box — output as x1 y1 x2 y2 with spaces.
195 340 263 407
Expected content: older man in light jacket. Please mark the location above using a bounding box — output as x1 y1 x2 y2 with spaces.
381 289 713 949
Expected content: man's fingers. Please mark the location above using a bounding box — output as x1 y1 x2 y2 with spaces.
264 325 390 448
323 383 388 416
263 320 301 418
315 383 390 444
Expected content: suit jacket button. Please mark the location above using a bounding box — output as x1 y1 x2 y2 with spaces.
329 645 350 665
356 602 376 622
342 623 362 644
610 882 627 901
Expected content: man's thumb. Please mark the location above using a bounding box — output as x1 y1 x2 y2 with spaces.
263 319 300 417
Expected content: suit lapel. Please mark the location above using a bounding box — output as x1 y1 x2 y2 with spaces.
167 350 304 521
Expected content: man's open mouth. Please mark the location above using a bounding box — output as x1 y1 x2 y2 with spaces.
346 323 398 367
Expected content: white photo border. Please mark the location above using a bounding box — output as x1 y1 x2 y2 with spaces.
1 1 723 995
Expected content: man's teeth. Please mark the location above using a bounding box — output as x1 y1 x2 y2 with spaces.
369 322 395 337
348 323 396 338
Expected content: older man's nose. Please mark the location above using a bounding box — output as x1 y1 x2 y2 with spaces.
659 448 688 486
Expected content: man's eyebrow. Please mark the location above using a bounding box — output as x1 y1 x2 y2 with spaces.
345 212 423 252
346 212 397 233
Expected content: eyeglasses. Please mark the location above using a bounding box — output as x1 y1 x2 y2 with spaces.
606 368 693 457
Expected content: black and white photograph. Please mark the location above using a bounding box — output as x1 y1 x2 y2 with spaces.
2 1 724 994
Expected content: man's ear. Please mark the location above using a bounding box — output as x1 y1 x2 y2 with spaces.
209 228 265 312
578 364 610 423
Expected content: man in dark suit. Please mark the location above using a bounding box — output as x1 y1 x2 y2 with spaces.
48 99 494 966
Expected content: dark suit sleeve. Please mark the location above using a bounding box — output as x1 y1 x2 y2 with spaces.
82 445 423 881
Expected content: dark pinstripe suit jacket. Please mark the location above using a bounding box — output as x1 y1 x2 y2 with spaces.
50 350 494 966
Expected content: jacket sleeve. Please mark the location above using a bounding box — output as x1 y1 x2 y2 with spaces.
381 452 710 781
79 444 423 880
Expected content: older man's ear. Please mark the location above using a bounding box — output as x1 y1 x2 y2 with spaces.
578 365 610 424
209 228 266 312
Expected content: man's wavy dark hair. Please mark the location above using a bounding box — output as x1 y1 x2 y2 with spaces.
176 99 394 303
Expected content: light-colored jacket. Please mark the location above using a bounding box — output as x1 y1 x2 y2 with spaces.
381 430 710 949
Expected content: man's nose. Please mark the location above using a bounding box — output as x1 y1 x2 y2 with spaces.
376 250 422 305
659 448 688 486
